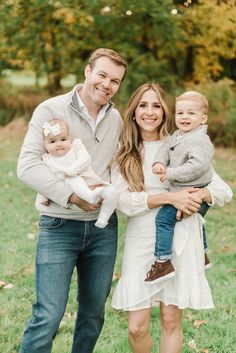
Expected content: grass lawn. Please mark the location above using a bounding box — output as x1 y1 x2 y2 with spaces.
0 120 235 353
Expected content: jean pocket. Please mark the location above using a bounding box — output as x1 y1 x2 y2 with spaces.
39 215 64 229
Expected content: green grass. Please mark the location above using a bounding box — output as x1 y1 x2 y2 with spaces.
0 134 235 353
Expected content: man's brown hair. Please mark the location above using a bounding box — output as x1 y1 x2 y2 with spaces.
88 48 127 80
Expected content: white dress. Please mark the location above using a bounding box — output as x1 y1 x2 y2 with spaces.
112 141 232 311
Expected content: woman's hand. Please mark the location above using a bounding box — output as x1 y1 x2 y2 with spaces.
175 188 212 219
169 188 202 215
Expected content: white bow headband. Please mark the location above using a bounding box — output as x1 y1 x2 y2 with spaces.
43 122 61 137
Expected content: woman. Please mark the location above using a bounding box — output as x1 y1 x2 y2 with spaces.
111 83 232 353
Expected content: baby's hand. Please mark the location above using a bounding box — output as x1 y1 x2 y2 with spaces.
152 162 166 175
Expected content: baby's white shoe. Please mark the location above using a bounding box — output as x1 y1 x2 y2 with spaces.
95 219 108 228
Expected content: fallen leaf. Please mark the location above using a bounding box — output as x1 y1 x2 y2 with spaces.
201 349 209 353
185 311 193 320
23 198 30 205
188 339 197 350
4 283 14 289
226 268 236 273
0 280 6 288
222 245 231 253
112 272 120 281
64 312 75 319
27 233 36 240
193 319 207 328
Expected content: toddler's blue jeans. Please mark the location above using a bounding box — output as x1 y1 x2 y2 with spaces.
155 203 209 259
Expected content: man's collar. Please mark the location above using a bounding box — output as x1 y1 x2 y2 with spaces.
76 87 110 115
69 84 114 116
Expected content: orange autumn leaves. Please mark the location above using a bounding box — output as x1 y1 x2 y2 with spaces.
185 312 209 352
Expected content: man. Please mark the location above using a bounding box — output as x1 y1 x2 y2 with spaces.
17 48 127 353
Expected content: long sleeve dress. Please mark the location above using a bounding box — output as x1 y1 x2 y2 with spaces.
111 140 232 311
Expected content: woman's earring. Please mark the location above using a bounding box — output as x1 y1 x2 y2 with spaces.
132 117 135 120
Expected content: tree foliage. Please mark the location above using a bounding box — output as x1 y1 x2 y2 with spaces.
0 0 235 93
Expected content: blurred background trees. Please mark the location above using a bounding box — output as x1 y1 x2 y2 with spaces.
0 0 235 145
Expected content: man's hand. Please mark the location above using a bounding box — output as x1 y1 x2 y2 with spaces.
68 193 101 212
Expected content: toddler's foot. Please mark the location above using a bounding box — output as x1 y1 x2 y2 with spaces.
205 253 212 270
87 187 104 204
144 260 175 284
95 219 108 228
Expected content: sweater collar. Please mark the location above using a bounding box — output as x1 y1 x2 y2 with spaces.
69 84 114 116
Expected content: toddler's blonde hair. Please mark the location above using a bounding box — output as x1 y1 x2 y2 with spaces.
176 91 209 115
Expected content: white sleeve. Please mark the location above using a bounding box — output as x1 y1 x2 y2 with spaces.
111 166 149 217
206 171 233 207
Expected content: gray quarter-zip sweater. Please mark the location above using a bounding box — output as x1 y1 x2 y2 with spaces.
153 125 214 190
17 84 123 220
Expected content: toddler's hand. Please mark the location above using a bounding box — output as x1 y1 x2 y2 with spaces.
176 210 183 221
160 173 167 182
152 162 166 174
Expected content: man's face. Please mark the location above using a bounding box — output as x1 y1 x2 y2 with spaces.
83 56 126 107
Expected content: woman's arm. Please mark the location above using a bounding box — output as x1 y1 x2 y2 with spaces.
148 170 233 221
205 171 233 206
147 188 202 215
112 166 202 217
188 171 233 207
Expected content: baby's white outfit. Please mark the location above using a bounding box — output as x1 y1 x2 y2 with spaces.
42 138 117 228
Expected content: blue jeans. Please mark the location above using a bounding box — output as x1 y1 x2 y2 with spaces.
154 203 209 259
20 213 118 353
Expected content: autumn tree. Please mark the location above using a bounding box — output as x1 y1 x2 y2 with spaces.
0 0 236 93
175 0 236 83
0 0 103 92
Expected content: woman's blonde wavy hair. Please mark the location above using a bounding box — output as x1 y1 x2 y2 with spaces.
115 83 173 192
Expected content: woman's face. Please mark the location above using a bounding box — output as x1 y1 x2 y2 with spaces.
134 89 164 141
